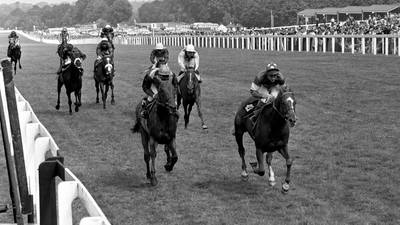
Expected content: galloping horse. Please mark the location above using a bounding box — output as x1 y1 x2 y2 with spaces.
7 43 22 75
177 67 207 129
132 73 179 186
233 86 297 192
55 47 86 114
94 55 115 109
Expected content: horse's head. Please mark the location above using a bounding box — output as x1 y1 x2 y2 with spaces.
103 55 113 77
274 86 297 127
69 47 85 72
185 67 197 94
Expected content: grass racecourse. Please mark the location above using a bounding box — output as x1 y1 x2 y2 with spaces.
0 33 399 225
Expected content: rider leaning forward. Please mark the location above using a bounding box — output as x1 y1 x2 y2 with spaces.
248 62 286 122
7 31 20 57
177 44 201 83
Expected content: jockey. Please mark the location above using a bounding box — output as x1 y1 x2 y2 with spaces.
248 62 285 122
7 31 20 58
57 27 71 74
8 31 20 47
58 27 70 44
101 25 115 50
141 64 174 118
177 44 201 83
149 42 169 69
94 37 114 73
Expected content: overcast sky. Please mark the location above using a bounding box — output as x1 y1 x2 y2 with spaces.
3 0 77 4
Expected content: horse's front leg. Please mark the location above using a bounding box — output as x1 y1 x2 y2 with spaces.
99 82 106 109
252 148 265 176
266 152 276 186
66 91 72 115
55 80 62 110
95 80 100 103
164 139 178 172
149 137 158 186
110 81 115 105
278 145 292 193
234 128 248 180
13 62 16 75
74 90 81 112
195 98 207 129
103 83 110 109
140 130 151 182
18 59 21 69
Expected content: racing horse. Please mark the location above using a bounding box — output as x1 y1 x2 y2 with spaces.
177 67 207 129
55 46 86 114
94 55 115 109
233 85 297 192
132 72 179 186
7 43 22 75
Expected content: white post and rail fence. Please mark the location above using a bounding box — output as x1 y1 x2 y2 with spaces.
17 31 400 56
113 34 400 56
0 58 111 225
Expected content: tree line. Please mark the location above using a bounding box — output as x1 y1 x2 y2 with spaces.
137 0 400 27
0 0 132 31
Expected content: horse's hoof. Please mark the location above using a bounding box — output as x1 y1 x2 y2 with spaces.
254 170 265 176
146 172 151 180
241 171 249 181
150 177 158 186
281 183 290 193
164 164 172 172
55 105 60 110
202 124 208 129
269 181 276 186
75 107 79 112
96 99 99 103
111 100 115 105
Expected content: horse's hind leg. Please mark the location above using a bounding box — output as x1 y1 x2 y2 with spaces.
164 139 178 172
235 129 248 180
278 145 292 193
195 98 207 129
110 81 115 105
266 152 276 186
149 138 158 186
55 80 62 110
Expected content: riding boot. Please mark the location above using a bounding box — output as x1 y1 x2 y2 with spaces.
249 100 266 124
141 99 149 119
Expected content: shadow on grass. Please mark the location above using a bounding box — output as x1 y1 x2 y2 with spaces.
95 168 149 190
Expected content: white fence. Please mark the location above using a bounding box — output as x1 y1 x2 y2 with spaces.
114 34 400 56
0 65 110 225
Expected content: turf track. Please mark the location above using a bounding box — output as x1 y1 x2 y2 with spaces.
0 33 399 224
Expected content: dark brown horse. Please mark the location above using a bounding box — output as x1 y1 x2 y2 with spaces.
7 43 22 75
94 55 115 109
233 86 297 192
132 74 179 186
55 47 86 114
177 68 207 129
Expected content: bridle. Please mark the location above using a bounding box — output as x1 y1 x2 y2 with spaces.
272 91 295 121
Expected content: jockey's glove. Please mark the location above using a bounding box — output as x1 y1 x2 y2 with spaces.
97 56 102 60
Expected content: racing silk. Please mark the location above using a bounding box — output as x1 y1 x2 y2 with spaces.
178 49 199 71
150 49 169 65
8 37 20 47
142 68 175 101
96 39 113 58
250 71 285 99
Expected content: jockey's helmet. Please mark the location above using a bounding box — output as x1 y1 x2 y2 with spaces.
185 44 196 52
62 27 68 33
157 64 171 76
105 24 111 29
266 62 279 72
155 43 164 50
